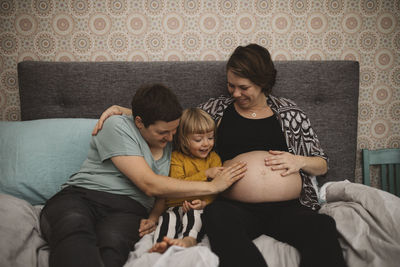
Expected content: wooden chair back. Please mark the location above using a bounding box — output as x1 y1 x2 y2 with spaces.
362 148 400 197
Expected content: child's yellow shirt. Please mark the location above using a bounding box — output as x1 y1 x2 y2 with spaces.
165 150 222 208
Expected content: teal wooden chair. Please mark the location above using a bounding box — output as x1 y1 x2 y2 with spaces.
362 148 400 197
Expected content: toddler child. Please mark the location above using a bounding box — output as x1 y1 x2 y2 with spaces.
139 107 223 253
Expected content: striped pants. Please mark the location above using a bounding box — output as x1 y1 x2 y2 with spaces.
153 206 204 243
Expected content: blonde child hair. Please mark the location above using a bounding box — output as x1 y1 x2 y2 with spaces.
175 107 216 156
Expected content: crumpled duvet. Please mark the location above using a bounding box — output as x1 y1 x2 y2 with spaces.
319 181 400 267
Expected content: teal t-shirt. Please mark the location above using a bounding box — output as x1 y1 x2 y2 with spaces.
64 115 172 211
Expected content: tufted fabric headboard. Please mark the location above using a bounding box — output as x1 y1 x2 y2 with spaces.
18 60 359 185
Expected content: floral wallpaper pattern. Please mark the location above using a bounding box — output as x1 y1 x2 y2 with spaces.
0 0 399 185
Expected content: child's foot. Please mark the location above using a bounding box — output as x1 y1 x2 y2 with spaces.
149 240 169 253
167 236 197 248
149 236 197 253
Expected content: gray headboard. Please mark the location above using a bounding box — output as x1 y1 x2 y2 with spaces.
18 60 359 185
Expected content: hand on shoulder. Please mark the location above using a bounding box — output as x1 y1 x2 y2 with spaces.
92 105 130 136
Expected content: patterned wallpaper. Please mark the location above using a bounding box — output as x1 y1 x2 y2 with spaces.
0 0 399 184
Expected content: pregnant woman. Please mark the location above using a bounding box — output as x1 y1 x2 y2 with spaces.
198 44 346 267
93 44 346 267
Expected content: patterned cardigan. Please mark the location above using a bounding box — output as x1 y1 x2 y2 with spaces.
198 94 328 211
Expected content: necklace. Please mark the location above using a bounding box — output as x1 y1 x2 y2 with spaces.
235 100 269 118
249 104 268 118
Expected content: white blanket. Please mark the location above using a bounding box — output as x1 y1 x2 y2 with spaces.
123 181 400 267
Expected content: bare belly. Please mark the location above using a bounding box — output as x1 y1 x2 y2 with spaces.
222 151 302 203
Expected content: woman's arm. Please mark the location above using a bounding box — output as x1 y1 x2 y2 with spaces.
169 158 206 181
169 151 223 181
170 165 224 182
268 97 329 177
170 160 223 182
295 155 327 176
111 155 246 198
93 95 230 136
265 150 327 176
92 105 132 135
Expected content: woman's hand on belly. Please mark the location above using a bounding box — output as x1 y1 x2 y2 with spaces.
264 150 305 176
266 150 328 176
222 151 302 203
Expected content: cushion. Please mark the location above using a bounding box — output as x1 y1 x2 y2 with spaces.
0 118 97 205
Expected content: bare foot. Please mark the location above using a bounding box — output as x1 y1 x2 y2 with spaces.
149 236 197 254
166 236 197 248
148 240 169 253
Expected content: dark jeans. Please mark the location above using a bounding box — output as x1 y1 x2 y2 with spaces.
203 197 347 267
40 186 148 267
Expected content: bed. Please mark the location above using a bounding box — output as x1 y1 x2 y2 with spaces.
0 60 399 267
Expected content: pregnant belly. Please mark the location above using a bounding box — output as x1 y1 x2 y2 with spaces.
222 151 302 203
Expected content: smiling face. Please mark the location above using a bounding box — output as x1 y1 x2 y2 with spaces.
227 69 266 110
187 131 215 159
135 117 180 149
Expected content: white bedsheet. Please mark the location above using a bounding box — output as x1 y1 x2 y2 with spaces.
123 181 400 267
125 234 219 267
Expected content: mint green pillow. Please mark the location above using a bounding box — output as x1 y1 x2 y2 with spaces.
0 118 97 205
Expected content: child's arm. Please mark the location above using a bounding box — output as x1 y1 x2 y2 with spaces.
139 198 166 237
